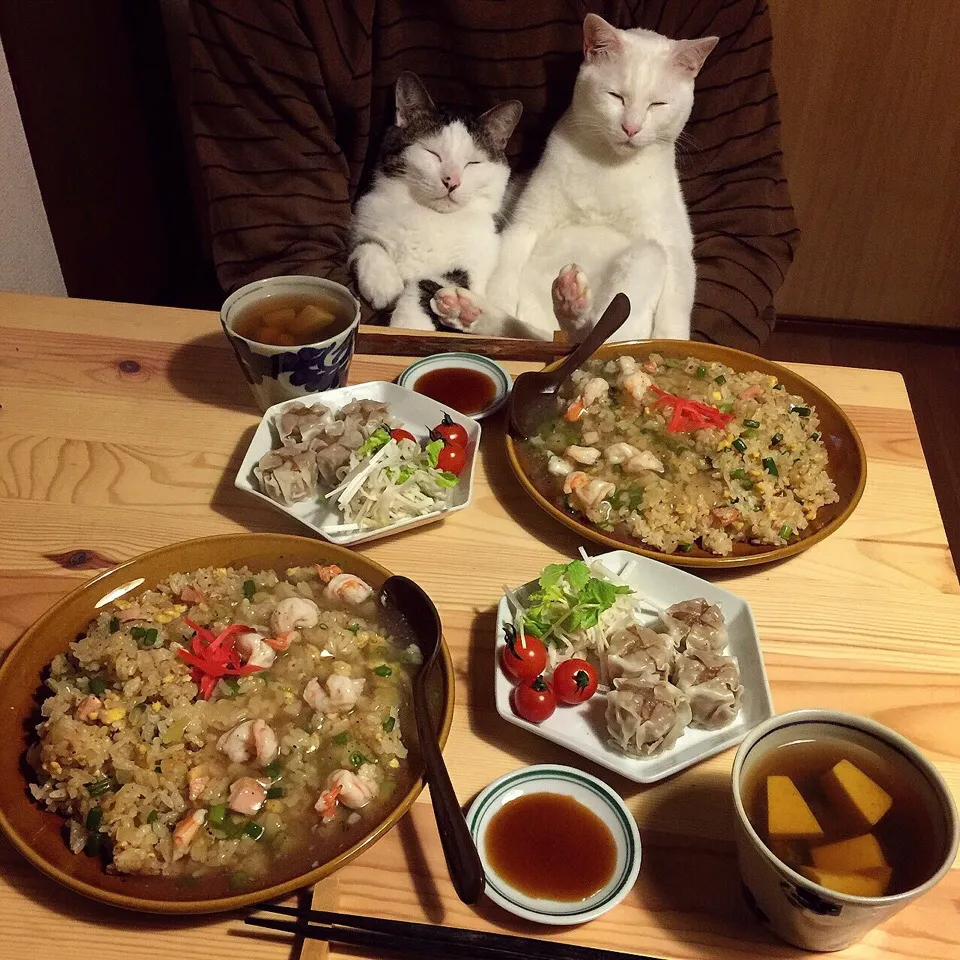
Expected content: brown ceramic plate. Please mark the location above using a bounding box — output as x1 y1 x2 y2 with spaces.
0 533 454 914
505 340 866 568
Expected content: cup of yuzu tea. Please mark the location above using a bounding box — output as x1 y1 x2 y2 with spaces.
221 276 361 411
731 708 958 952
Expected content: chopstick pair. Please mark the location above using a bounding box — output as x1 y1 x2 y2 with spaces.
245 903 659 960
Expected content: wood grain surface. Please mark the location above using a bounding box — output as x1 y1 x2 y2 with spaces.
1 292 958 960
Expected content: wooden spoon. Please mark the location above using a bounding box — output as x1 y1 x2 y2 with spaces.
508 293 632 439
378 575 485 905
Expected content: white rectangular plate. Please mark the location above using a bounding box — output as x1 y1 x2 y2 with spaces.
495 550 775 784
235 381 479 545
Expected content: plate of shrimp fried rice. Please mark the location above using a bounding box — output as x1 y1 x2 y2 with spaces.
0 534 454 914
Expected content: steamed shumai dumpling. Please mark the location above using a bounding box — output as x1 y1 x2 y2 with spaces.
605 677 692 758
254 442 318 504
278 402 335 446
605 624 676 683
660 598 728 653
673 649 743 729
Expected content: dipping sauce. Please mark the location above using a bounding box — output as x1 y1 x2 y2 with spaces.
484 792 617 901
413 366 497 415
233 293 351 347
742 738 940 897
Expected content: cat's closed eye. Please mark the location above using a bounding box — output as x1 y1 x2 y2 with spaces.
607 91 625 102
650 102 668 108
465 160 481 167
424 148 441 160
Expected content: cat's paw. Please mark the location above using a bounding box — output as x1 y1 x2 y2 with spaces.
430 287 483 332
552 263 593 332
358 271 404 311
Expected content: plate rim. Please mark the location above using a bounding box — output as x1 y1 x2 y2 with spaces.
397 352 512 420
0 532 455 914
504 339 867 568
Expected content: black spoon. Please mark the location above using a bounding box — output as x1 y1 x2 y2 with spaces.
378 575 485 905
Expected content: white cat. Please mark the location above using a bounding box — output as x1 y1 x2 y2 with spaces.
349 73 524 332
430 15 717 342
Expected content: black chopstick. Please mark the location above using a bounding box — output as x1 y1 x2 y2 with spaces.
246 904 662 960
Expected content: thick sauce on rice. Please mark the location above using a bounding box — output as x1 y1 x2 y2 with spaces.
523 354 838 556
27 563 421 893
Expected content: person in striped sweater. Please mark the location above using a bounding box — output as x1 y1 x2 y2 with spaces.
187 0 798 350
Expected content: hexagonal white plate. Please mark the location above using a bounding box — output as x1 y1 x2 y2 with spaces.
235 381 479 545
495 550 775 783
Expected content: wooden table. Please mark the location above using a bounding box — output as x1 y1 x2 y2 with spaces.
1 292 958 960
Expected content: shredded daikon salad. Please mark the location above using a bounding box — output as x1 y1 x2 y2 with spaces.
326 436 459 529
503 554 662 683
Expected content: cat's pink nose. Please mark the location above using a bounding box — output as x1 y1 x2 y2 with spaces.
621 122 641 138
442 173 461 192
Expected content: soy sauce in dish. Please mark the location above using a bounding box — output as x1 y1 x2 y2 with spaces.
413 367 497 415
484 792 617 901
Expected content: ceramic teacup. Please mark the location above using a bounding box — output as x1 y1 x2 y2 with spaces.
731 709 958 952
221 276 361 411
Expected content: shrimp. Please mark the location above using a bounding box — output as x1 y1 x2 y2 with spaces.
572 478 616 510
621 370 652 403
604 442 641 465
547 455 574 477
564 445 601 465
315 783 342 823
228 776 267 815
315 563 343 584
564 397 585 422
187 767 209 802
217 718 279 766
581 377 610 406
625 451 664 474
271 597 320 635
640 359 658 374
617 356 637 376
303 674 365 715
235 631 277 669
739 384 764 401
172 809 206 860
563 471 590 495
325 573 374 606
76 695 102 722
320 766 379 813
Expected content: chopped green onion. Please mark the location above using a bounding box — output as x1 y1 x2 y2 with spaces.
242 822 265 841
349 752 368 768
773 383 784 390
147 810 158 824
89 675 106 696
85 807 103 832
263 759 282 779
141 628 159 648
243 579 256 600
770 433 783 446
84 833 102 857
87 777 114 798
266 786 284 799
714 374 727 385
811 432 821 441
695 365 707 378
719 401 735 413
677 544 694 553
779 524 793 539
382 716 396 733
730 468 754 489
373 664 392 678
332 731 349 747
108 617 119 633
763 457 779 477
346 623 360 634
223 678 240 697
130 627 146 641
732 438 748 454
208 804 228 827
791 405 811 417
743 419 761 429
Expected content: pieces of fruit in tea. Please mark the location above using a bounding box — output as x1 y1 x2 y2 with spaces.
821 759 893 830
811 833 888 873
799 865 893 898
767 775 824 839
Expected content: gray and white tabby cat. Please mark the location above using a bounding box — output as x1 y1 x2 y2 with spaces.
349 73 525 332
430 15 718 342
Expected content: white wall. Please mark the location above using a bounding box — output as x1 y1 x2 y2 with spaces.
0 34 66 296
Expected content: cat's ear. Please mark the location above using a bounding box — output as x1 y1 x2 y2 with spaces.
672 37 719 77
395 72 436 128
583 13 623 63
478 100 523 151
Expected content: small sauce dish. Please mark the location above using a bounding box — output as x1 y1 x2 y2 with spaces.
398 353 510 419
466 764 641 925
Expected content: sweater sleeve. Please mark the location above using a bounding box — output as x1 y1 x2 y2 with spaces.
641 0 800 349
186 0 353 293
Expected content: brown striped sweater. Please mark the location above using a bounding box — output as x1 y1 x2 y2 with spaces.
187 0 798 349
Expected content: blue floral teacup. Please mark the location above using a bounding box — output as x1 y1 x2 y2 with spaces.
221 276 361 411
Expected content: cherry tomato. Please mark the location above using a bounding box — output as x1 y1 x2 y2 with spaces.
390 428 416 443
500 624 547 683
552 658 598 705
432 413 468 449
512 675 556 724
436 442 467 476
